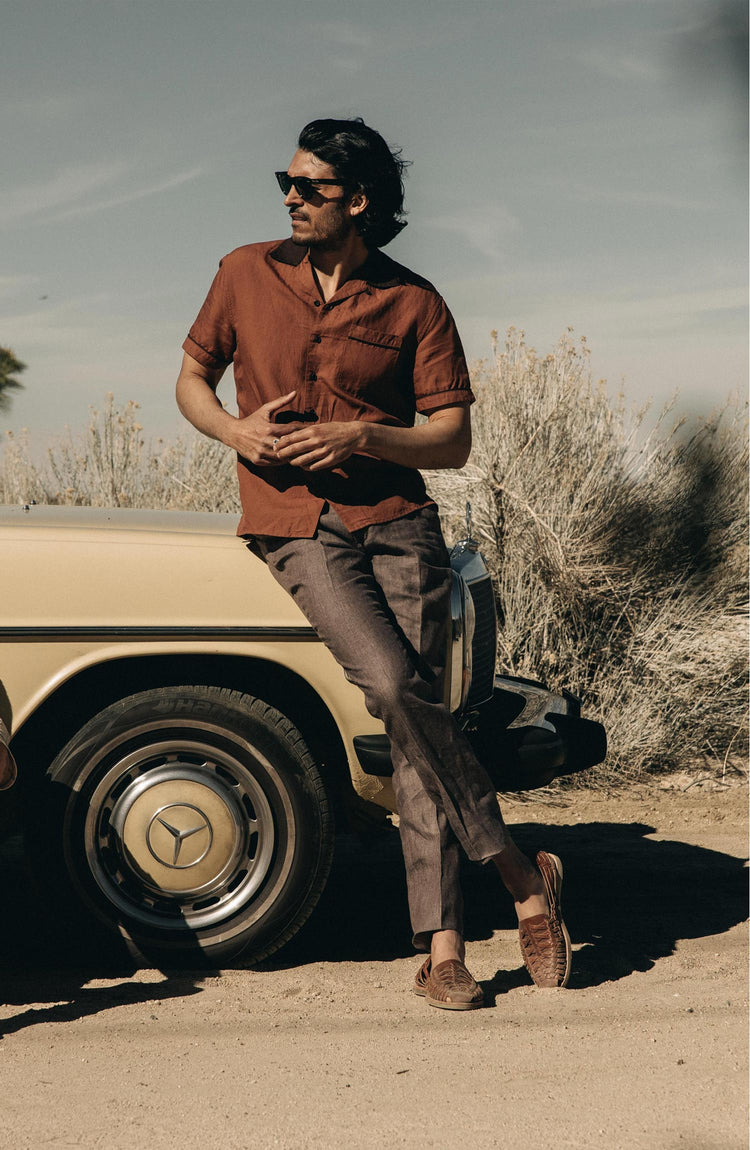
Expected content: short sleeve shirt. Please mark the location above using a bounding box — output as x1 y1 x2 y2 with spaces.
183 238 474 537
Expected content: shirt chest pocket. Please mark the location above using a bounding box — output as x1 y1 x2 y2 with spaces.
330 324 405 404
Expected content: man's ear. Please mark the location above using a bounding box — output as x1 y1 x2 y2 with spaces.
347 189 368 219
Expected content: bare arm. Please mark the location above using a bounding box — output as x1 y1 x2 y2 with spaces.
175 352 232 441
175 352 304 466
272 405 472 472
361 406 472 470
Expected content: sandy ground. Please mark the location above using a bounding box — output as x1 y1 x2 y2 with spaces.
0 782 746 1150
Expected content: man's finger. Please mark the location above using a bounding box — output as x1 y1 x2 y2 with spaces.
262 390 297 415
287 447 326 468
271 421 307 440
274 432 316 459
304 456 336 472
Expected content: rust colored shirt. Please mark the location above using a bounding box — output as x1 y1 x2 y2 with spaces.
183 238 474 537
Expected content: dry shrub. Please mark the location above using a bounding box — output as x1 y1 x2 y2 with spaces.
426 328 748 783
0 429 48 506
1 339 746 784
0 395 240 512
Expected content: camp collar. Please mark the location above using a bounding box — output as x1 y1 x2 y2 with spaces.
269 238 401 288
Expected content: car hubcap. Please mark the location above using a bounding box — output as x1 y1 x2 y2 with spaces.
81 739 279 932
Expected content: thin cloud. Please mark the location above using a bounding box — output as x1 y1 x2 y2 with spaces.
602 285 747 333
427 204 522 265
0 274 39 298
0 300 119 351
441 276 746 342
543 176 711 213
317 22 373 50
39 167 205 223
313 21 374 74
0 161 129 227
0 163 204 228
0 92 86 126
575 46 664 84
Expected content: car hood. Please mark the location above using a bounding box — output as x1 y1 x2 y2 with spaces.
0 504 308 629
0 504 240 536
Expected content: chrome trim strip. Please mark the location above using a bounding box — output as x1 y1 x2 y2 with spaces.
0 625 318 640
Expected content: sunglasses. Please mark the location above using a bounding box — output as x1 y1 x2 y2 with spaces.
275 171 345 201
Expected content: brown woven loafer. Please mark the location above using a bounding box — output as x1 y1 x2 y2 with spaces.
518 851 572 988
413 958 484 1010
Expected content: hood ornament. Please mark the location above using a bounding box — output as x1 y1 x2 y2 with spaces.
451 501 478 558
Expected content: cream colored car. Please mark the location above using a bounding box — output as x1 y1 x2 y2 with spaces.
1 503 604 965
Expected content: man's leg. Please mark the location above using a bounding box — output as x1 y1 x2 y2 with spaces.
254 507 569 992
362 510 558 970
362 506 493 956
258 508 509 867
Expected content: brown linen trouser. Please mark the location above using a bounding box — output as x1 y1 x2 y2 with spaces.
252 504 508 950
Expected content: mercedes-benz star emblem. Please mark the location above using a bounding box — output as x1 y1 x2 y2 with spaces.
146 803 213 869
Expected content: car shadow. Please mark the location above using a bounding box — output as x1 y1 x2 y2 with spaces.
0 812 746 1003
0 824 204 1038
495 818 749 990
0 972 203 1040
265 817 748 991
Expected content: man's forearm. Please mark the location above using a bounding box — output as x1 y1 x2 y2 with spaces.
273 404 472 473
176 365 237 447
177 354 310 466
358 410 471 470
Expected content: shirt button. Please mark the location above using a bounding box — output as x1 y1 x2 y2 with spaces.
309 372 318 381
311 333 321 343
313 300 321 307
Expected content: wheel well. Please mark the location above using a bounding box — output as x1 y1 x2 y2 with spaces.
12 653 353 808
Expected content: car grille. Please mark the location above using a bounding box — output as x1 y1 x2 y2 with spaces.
466 573 497 708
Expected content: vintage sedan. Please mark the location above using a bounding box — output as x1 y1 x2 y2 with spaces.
0 503 605 965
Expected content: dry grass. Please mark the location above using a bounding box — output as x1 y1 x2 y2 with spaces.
1 334 747 785
0 395 240 512
426 328 748 784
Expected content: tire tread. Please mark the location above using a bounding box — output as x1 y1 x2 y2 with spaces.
31 683 335 968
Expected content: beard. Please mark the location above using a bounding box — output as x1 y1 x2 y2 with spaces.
289 204 356 250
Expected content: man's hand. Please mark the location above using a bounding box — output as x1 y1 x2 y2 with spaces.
176 349 472 472
274 406 472 472
273 421 364 471
227 392 307 467
176 354 305 464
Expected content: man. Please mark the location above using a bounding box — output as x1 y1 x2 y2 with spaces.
176 117 571 1008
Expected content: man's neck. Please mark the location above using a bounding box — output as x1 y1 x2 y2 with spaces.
309 234 370 301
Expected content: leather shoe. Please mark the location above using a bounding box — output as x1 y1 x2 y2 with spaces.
413 957 484 1010
518 850 572 988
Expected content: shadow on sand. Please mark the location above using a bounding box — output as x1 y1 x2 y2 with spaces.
0 810 746 1027
0 813 206 1037
271 816 748 994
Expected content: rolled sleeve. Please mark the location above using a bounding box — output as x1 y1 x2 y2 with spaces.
413 295 475 414
182 258 236 368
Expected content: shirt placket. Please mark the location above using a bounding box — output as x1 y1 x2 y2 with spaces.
301 316 323 416
301 286 371 416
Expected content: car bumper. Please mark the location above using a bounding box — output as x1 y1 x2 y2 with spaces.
353 675 606 793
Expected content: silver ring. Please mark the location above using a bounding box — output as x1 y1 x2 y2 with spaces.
272 438 279 446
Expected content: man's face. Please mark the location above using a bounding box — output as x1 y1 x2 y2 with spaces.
282 149 359 250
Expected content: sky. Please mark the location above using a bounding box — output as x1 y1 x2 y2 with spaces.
1 0 746 445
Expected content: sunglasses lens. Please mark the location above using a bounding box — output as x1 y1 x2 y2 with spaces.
275 172 316 199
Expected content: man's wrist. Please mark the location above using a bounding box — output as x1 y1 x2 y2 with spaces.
210 410 242 451
356 422 373 453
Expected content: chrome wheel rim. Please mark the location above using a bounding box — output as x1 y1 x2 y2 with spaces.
80 735 282 933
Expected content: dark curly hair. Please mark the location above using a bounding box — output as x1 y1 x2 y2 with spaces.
297 117 408 249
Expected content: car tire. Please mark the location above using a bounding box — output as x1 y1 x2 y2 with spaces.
31 686 334 967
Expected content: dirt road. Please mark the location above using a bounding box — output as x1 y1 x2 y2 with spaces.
0 784 746 1150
